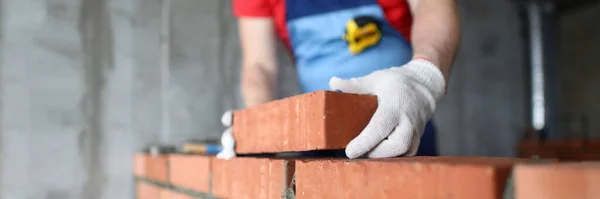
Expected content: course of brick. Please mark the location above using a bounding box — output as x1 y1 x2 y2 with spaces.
133 92 600 199
136 180 198 199
211 157 294 199
133 153 296 199
231 90 378 154
134 153 600 199
296 156 527 199
136 181 162 199
160 189 196 199
514 162 600 199
169 154 212 193
134 153 213 198
519 139 600 161
134 153 169 183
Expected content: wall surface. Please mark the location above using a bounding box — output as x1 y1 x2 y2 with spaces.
557 2 600 139
433 0 527 156
0 0 532 198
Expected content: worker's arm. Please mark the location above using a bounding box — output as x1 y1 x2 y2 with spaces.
408 0 460 82
219 19 279 160
237 17 279 107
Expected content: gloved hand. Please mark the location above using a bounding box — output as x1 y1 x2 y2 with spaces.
329 59 446 159
216 110 236 159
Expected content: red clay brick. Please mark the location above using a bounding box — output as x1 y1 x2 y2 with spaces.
136 182 161 199
518 139 540 148
519 140 585 152
211 157 295 199
168 154 211 193
585 140 600 152
518 140 600 161
232 90 377 154
514 162 600 199
544 140 585 152
160 189 195 199
134 153 169 182
559 152 600 161
518 140 551 158
296 156 528 199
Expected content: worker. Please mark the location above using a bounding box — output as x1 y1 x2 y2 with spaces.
217 0 460 159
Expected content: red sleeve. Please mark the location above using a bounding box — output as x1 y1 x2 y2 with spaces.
233 0 272 17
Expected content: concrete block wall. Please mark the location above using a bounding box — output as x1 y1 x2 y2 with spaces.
0 0 143 197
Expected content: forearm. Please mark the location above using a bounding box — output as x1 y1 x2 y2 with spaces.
236 17 280 108
241 62 278 107
410 0 460 82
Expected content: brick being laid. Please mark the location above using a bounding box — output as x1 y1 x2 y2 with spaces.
232 90 378 154
211 157 295 199
295 156 528 199
514 162 600 199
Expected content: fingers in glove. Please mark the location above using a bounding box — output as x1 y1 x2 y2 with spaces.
345 107 398 159
403 132 422 157
365 116 415 158
329 76 368 94
221 110 233 127
217 127 236 159
220 127 235 148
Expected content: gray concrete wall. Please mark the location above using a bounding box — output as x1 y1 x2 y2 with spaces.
0 0 531 198
557 2 600 139
433 0 527 156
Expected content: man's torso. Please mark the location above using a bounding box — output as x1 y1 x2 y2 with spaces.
234 0 415 92
233 0 438 157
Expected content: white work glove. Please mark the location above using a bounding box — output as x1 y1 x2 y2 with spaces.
216 110 236 159
329 59 446 159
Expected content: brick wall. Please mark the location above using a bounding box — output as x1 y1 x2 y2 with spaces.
134 91 600 199
135 153 600 199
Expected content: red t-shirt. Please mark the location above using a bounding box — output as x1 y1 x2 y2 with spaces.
232 0 413 53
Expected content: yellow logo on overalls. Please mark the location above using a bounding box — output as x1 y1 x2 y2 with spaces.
342 16 382 54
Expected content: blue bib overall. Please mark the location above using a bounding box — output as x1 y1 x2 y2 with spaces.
284 0 437 156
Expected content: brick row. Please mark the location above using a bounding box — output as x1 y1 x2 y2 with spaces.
134 154 169 182
296 156 527 199
211 157 294 199
519 139 600 161
134 153 295 199
138 153 565 199
137 181 162 199
169 154 211 193
134 154 212 193
136 181 198 199
514 162 600 199
134 153 600 199
161 189 196 199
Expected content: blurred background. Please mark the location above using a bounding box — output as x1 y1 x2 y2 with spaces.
0 0 599 198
